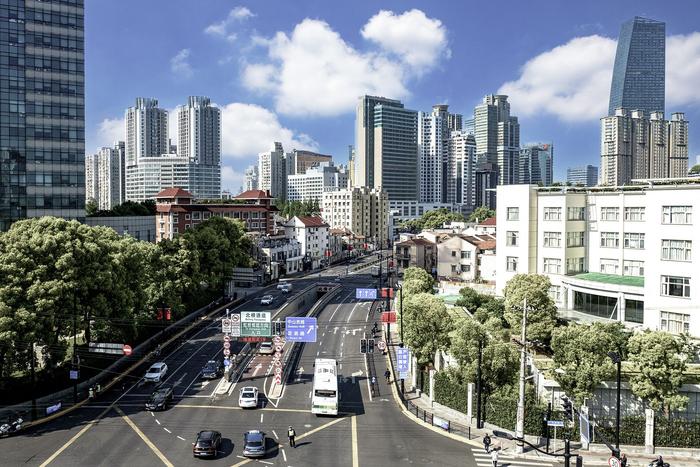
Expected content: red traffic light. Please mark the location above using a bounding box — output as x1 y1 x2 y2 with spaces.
165 308 172 320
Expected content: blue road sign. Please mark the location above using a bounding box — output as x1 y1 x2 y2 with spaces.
223 358 231 368
547 420 565 427
356 288 377 300
397 348 410 379
286 316 317 342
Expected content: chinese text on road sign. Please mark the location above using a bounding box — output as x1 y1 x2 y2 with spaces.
285 316 317 342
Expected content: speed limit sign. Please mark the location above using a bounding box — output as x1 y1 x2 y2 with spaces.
377 340 386 351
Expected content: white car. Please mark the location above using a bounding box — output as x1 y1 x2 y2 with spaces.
260 295 274 305
258 342 274 355
277 282 292 293
238 386 259 408
144 362 168 383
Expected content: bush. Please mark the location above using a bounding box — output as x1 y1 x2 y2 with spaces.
434 368 469 413
654 415 700 448
484 384 548 436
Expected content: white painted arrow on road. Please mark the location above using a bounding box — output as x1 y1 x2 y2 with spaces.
252 363 262 377
351 370 363 384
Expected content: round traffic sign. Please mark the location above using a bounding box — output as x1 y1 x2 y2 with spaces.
275 345 283 353
275 360 282 367
224 335 231 342
377 340 386 351
231 314 240 322
222 318 231 326
223 342 231 349
608 457 621 467
123 344 132 356
273 335 281 344
223 349 231 356
274 367 282 375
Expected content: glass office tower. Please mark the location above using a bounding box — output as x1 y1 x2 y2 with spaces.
608 17 665 116
0 0 85 230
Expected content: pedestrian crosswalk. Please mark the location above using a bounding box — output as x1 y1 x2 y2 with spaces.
470 447 556 467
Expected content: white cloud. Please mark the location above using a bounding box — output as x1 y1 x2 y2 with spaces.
170 48 193 79
221 166 246 192
242 10 449 117
500 32 700 122
220 102 318 158
361 9 449 70
204 6 255 37
95 117 124 150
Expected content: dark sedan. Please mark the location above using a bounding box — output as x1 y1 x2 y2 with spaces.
242 430 266 458
201 360 223 379
192 430 222 458
145 385 173 411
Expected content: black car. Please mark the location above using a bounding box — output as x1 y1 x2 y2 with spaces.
242 430 266 458
201 360 223 379
193 430 222 458
145 385 173 411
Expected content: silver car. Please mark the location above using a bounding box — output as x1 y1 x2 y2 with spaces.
260 295 274 305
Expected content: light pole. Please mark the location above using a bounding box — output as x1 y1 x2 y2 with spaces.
608 351 622 456
515 298 528 454
476 338 483 429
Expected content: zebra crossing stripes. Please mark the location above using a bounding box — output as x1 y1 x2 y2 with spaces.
471 448 556 467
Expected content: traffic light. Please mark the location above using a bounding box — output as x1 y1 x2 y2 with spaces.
360 339 367 354
368 339 375 353
561 396 573 421
274 321 282 335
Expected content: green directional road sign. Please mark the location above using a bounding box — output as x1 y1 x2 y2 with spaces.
241 311 272 337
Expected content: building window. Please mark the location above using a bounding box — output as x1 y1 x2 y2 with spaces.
600 232 619 248
192 212 201 220
461 251 471 259
660 311 690 334
624 299 644 324
573 291 618 319
543 231 561 248
451 251 457 257
543 258 561 274
600 207 619 221
623 232 645 249
567 207 585 221
566 232 585 247
662 206 692 224
451 265 457 273
566 257 585 274
203 212 210 219
624 207 645 221
600 258 619 274
661 239 692 262
185 224 191 229
549 285 562 301
506 256 518 272
660 275 690 298
623 260 644 277
461 264 470 273
543 207 561 221
506 231 519 247
185 214 190 220
507 207 519 221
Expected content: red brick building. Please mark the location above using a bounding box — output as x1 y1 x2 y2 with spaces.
155 188 277 242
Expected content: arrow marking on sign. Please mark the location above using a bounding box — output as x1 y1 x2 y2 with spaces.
307 325 314 334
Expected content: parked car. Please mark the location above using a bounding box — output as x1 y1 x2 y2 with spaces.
192 430 222 458
260 295 275 305
145 384 173 411
144 362 168 383
201 360 223 379
242 430 266 458
238 386 259 408
258 342 274 355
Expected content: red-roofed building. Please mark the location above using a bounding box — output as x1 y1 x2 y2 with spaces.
155 187 277 242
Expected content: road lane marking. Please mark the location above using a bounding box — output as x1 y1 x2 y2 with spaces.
364 355 372 401
156 419 161 425
260 413 264 423
114 406 174 467
164 427 171 433
281 448 287 461
174 404 309 413
177 436 186 441
351 415 359 467
272 430 278 439
258 461 273 465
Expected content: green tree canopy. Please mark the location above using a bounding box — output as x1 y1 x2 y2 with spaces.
467 206 495 223
689 164 700 175
503 274 558 343
456 287 506 325
627 331 693 413
275 199 321 219
399 208 465 232
551 322 630 405
401 293 451 366
88 200 156 217
401 267 434 295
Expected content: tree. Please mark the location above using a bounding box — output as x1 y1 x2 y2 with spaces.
627 331 692 413
398 208 465 232
503 274 558 343
467 206 495 223
551 322 630 405
401 293 451 366
401 267 434 295
85 199 98 216
689 164 700 175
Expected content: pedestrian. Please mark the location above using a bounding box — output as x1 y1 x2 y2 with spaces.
384 368 391 383
371 375 377 386
620 453 627 467
483 433 491 452
490 448 499 467
287 426 296 448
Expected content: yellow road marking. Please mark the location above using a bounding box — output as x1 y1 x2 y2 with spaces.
39 404 115 467
114 406 174 467
351 415 359 467
229 416 348 467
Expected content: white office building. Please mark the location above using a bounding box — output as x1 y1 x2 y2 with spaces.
245 165 259 191
496 180 700 338
85 142 126 210
258 142 288 200
447 131 477 210
287 162 349 202
321 187 389 244
418 105 449 203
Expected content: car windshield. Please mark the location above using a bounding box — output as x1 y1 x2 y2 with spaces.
197 440 211 447
204 363 216 370
242 392 255 398
148 367 160 373
247 440 263 447
261 343 271 348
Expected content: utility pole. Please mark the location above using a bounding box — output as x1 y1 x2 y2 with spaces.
30 343 37 420
515 297 527 454
476 338 483 429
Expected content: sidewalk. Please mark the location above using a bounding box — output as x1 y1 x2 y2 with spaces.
383 328 698 467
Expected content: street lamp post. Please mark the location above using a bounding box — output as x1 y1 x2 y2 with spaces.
608 351 622 456
476 338 483 429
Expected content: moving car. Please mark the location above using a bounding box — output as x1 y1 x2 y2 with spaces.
242 430 266 458
201 360 223 379
277 282 292 293
258 342 274 355
145 384 173 411
144 362 168 383
260 295 275 305
192 430 222 458
238 386 259 408
349 258 358 264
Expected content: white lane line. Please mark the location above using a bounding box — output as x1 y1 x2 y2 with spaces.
272 430 279 440
163 335 219 386
156 419 161 425
260 413 264 423
258 461 274 465
364 355 373 402
281 448 287 462
341 341 344 347
177 436 186 441
150 412 154 417
308 391 312 399
164 428 171 433
339 364 343 370
319 341 323 346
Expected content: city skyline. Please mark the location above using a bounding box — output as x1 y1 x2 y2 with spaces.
84 1 700 192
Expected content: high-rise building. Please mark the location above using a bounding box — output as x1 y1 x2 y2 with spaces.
447 113 463 132
608 17 666 116
125 98 168 167
446 131 477 207
258 142 288 200
519 143 554 186
347 145 355 187
600 108 689 186
464 118 475 135
418 105 449 203
245 165 259 191
126 155 190 202
354 95 404 188
287 149 332 175
287 162 349 202
474 95 520 186
567 165 599 187
0 0 86 230
373 103 419 201
322 187 389 244
85 142 126 210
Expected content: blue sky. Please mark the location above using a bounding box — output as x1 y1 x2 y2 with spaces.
85 0 700 191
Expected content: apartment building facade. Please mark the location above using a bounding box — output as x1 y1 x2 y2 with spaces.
321 187 389 245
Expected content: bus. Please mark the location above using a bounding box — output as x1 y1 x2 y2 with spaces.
311 358 338 415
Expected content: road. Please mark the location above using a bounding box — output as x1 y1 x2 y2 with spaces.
1 253 554 467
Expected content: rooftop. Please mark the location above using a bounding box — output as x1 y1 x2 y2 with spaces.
156 187 193 198
295 216 329 227
572 272 644 288
235 189 272 200
478 217 496 226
